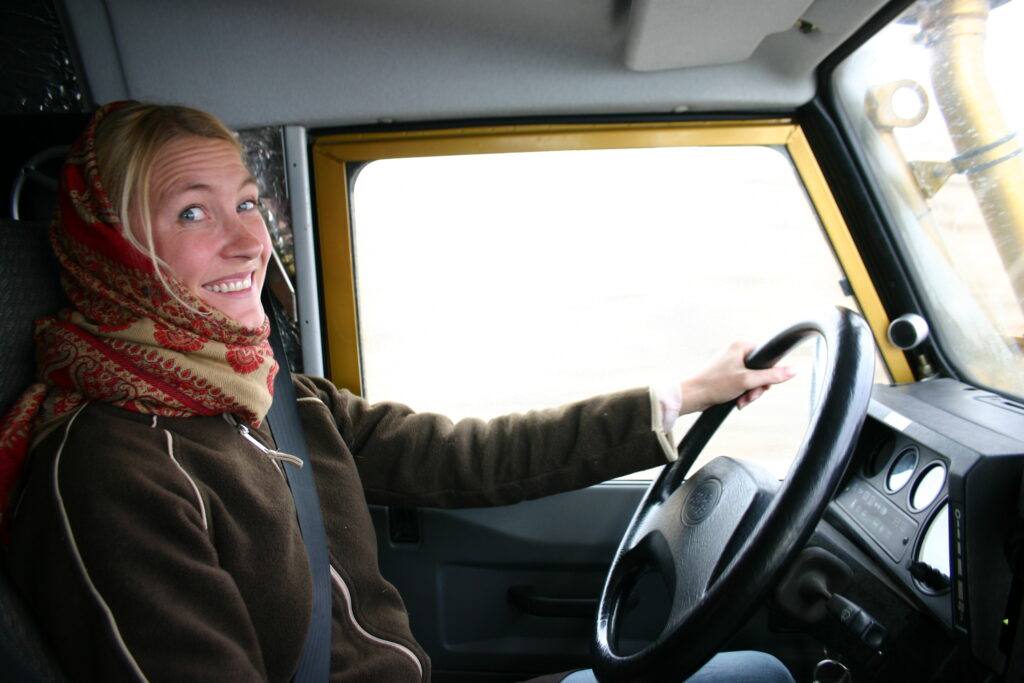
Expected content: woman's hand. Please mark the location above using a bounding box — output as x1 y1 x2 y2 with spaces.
679 340 796 415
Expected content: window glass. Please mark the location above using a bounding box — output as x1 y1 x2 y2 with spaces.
351 146 859 478
832 0 1024 396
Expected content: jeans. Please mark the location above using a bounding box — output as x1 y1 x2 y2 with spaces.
558 651 795 682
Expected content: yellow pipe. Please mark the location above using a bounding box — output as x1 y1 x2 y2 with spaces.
920 0 1024 306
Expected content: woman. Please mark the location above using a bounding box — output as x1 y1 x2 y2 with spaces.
0 101 796 682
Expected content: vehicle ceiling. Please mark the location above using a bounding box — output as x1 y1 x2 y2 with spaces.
64 0 891 129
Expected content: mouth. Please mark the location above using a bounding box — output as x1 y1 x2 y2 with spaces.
202 272 254 294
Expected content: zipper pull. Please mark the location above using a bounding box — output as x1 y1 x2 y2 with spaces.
236 423 304 469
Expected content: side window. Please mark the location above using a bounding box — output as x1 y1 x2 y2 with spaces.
349 145 860 478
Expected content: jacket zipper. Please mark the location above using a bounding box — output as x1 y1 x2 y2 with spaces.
229 416 305 469
228 416 423 678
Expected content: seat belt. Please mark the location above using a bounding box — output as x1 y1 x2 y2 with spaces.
265 301 332 682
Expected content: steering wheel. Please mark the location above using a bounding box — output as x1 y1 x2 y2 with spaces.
9 145 68 221
593 307 876 682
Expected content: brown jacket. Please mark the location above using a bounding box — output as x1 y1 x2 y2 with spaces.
7 375 671 682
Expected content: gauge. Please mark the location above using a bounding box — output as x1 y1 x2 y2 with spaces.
864 437 895 477
887 446 917 492
910 462 946 511
915 504 951 594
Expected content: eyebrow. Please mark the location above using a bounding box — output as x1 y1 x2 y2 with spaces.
165 175 259 199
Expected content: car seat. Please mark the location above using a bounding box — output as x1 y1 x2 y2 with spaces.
0 218 70 682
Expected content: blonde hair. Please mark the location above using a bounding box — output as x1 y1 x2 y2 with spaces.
93 102 247 307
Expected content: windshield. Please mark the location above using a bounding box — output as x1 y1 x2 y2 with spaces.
833 0 1024 396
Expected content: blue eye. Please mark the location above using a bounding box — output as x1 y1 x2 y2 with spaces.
179 206 208 221
237 199 258 212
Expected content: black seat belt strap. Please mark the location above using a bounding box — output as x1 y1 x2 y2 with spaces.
265 307 332 682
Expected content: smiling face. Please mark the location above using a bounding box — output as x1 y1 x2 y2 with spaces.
134 135 271 329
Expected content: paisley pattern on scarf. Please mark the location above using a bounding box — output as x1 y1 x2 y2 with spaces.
0 101 278 523
153 322 208 353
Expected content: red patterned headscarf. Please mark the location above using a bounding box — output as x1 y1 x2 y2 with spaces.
0 101 278 521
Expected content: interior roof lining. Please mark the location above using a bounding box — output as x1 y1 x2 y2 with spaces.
61 0 890 129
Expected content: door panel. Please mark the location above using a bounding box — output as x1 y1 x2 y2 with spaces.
371 482 652 678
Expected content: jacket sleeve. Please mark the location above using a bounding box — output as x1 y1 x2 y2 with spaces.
11 409 271 683
295 375 674 508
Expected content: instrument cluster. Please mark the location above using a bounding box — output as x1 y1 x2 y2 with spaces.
826 379 1024 673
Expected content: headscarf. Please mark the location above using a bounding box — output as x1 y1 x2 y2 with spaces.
0 101 278 522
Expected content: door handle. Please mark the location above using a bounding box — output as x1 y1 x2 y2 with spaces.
507 585 597 619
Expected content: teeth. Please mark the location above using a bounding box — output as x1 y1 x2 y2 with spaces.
204 276 252 293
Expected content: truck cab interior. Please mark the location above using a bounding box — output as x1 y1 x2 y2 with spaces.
2 0 1024 681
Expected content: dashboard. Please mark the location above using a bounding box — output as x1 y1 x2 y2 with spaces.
822 378 1024 676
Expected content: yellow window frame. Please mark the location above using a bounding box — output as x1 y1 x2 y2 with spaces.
312 120 911 394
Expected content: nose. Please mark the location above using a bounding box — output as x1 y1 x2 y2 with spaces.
224 212 267 261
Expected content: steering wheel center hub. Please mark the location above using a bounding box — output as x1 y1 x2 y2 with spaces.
682 478 722 525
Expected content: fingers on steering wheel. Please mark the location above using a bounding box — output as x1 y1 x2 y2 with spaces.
738 385 770 409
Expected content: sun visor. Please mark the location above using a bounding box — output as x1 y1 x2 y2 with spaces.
625 0 815 71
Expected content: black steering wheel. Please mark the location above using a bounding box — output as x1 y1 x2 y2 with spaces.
593 307 876 682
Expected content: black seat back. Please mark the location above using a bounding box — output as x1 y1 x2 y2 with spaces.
0 220 67 415
0 219 69 682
